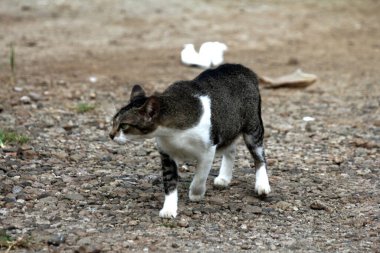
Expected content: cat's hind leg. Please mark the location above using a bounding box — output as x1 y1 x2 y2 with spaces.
189 146 216 201
214 143 236 187
159 152 179 218
243 130 271 196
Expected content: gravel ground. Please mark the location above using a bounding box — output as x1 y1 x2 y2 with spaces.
0 0 379 252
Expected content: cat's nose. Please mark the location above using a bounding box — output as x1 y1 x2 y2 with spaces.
109 133 115 140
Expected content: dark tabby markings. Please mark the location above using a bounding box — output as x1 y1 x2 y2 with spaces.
243 129 266 170
160 152 179 194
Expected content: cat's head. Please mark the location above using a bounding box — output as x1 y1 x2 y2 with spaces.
109 85 160 144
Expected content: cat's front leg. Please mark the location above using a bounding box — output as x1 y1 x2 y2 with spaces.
159 152 179 218
189 146 216 201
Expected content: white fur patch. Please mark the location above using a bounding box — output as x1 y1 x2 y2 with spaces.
214 144 236 187
155 96 212 162
214 177 230 187
189 191 204 201
189 146 216 201
255 164 271 195
255 146 264 160
113 130 150 145
113 131 128 145
159 189 178 218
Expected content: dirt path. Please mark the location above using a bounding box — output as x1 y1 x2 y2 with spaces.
1 1 379 252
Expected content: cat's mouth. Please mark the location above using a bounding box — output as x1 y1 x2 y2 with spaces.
109 130 127 145
113 137 127 145
110 131 146 145
111 134 126 145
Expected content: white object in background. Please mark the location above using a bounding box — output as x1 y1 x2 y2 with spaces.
89 76 97 83
303 116 315 122
199 42 228 67
180 42 228 68
180 44 204 67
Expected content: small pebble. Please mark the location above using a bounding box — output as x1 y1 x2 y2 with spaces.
128 220 138 226
303 116 315 122
89 76 97 83
12 185 23 194
47 234 66 246
310 200 329 211
29 92 42 101
20 96 31 104
57 80 67 86
178 218 189 228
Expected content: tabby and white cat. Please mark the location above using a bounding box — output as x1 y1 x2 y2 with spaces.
110 64 271 218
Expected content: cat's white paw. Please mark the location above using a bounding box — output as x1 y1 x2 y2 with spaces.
255 165 271 196
159 207 177 218
189 192 204 202
160 189 178 218
255 181 271 196
189 183 206 201
214 176 231 187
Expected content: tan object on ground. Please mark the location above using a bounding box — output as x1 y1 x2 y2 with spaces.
259 69 317 89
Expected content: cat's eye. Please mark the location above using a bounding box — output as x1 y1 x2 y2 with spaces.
120 123 129 130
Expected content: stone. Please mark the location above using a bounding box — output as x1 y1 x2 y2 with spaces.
3 196 16 203
29 92 42 101
310 200 329 211
39 196 58 204
101 156 112 162
12 185 23 194
244 205 262 214
178 218 189 228
14 86 23 92
57 80 67 86
209 197 225 205
333 156 344 165
272 122 293 132
70 154 83 162
275 201 293 211
241 244 251 250
53 151 68 160
47 234 66 246
64 193 85 201
20 96 32 104
352 138 378 149
77 237 93 246
17 148 38 160
63 122 78 131
240 224 248 230
128 220 138 226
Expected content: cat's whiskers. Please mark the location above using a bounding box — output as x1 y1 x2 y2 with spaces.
111 102 117 113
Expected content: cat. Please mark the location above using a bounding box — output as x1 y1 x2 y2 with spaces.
109 63 271 218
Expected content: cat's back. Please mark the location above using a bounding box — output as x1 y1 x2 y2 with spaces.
194 63 259 94
195 63 257 82
163 63 259 97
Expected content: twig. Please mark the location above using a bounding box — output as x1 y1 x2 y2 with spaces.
5 237 23 253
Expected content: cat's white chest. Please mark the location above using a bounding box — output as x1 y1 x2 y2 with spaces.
156 96 213 161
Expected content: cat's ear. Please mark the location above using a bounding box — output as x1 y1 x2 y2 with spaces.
130 84 146 101
139 96 160 120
